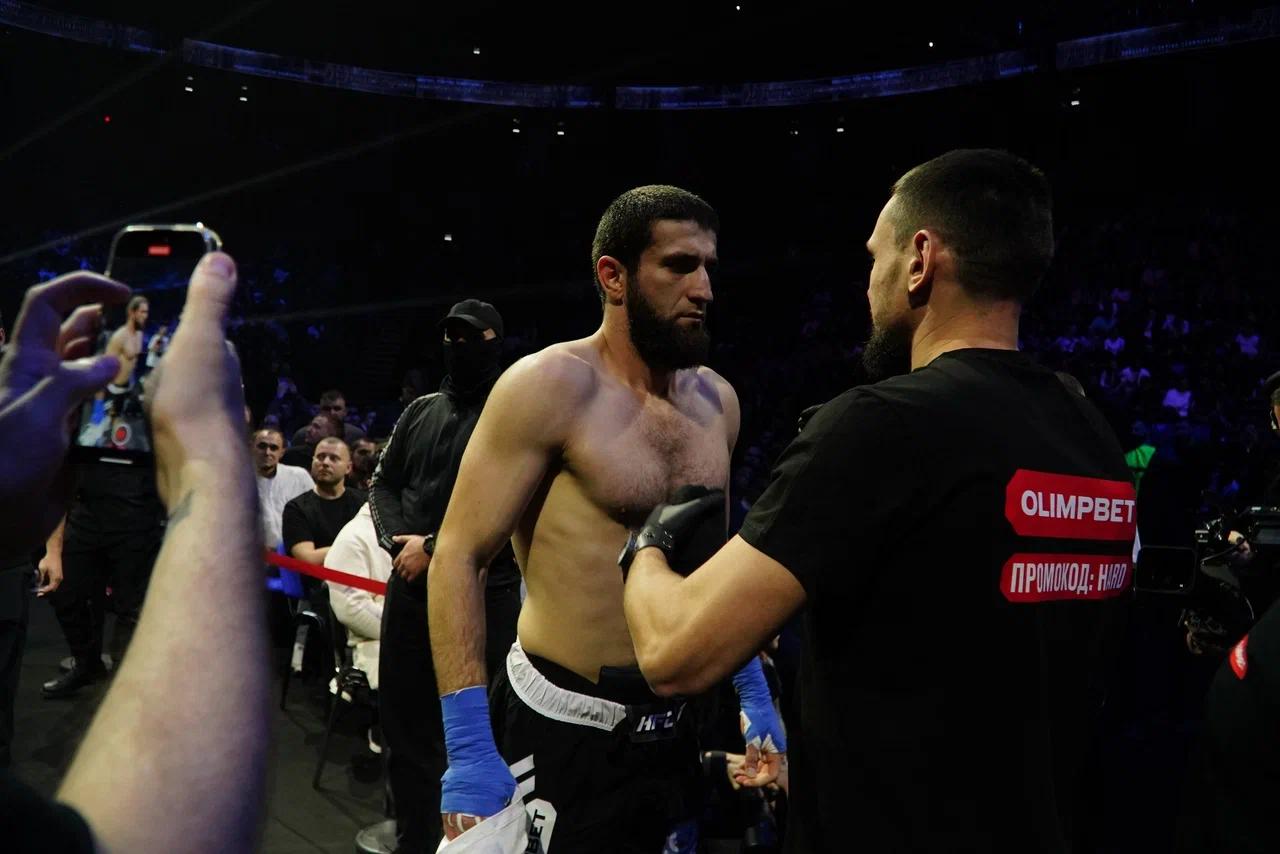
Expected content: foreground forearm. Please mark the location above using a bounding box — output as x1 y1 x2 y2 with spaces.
59 460 268 853
427 544 489 694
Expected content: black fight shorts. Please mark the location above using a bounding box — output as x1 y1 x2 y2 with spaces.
490 641 702 854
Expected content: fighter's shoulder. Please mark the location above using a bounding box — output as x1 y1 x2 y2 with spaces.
496 341 599 408
682 365 738 410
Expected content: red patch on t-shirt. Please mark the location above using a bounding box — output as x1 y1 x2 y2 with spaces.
1005 470 1137 542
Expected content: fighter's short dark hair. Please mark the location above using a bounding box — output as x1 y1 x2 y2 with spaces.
590 185 719 305
889 149 1054 303
319 389 345 405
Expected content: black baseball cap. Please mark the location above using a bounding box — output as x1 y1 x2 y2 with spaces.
440 299 503 339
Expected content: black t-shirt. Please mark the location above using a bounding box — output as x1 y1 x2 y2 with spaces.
67 463 165 536
282 488 367 555
738 349 1135 853
0 771 94 852
1178 598 1280 853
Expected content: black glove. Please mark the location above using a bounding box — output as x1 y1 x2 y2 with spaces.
618 485 725 579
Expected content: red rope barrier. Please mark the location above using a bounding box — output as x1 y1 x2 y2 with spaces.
265 550 388 596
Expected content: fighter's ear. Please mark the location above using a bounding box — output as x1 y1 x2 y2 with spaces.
597 255 627 306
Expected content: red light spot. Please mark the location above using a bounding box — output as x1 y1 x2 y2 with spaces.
147 245 172 256
103 115 111 123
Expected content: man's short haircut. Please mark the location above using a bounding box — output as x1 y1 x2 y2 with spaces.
314 412 344 438
127 295 148 314
590 185 719 304
255 426 285 445
319 389 345 405
889 149 1053 303
1269 385 1280 408
315 436 350 457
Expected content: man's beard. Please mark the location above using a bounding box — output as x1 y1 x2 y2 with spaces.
626 287 710 372
861 316 914 382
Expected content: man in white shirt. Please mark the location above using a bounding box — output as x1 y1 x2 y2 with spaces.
323 503 392 689
253 427 314 550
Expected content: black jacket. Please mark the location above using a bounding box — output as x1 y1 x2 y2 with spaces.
369 377 519 590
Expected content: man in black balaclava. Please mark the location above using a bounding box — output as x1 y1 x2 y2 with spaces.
367 299 521 853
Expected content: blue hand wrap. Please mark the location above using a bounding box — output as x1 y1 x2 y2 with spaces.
733 657 786 754
440 686 516 816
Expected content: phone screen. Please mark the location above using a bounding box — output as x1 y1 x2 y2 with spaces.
70 225 221 465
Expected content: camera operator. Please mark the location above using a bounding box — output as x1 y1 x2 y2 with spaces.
1176 370 1280 851
1183 371 1280 656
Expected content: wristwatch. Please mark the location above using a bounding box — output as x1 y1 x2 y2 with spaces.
423 531 436 555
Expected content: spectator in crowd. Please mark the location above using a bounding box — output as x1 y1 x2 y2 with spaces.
253 426 313 551
0 255 268 852
266 373 310 436
324 503 392 690
291 389 366 446
349 437 380 491
1164 375 1194 418
282 411 342 468
282 438 366 569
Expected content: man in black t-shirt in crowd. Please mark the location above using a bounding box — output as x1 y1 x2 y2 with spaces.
621 150 1136 852
282 437 366 576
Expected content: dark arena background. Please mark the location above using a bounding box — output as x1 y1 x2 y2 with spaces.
3 1 1279 852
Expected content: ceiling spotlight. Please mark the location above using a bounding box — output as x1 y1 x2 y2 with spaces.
184 86 194 92
928 41 935 48
512 127 521 134
443 233 453 242
241 85 248 91
103 115 111 124
556 130 565 136
473 47 481 55
735 4 741 9
836 126 845 133
186 75 193 81
1070 99 1081 107
790 129 799 136
239 96 248 102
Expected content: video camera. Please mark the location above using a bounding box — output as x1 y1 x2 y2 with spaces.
1136 506 1280 654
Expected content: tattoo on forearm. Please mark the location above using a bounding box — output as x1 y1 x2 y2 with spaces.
168 490 194 525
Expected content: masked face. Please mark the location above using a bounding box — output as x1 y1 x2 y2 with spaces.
443 324 502 395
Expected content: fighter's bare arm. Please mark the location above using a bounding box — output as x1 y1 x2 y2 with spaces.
428 348 594 694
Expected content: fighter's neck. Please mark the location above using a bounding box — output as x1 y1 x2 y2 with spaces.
593 325 674 397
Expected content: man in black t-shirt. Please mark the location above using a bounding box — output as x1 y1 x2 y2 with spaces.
39 464 165 699
622 150 1135 852
282 437 366 573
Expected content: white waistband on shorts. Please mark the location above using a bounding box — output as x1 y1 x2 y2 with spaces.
505 641 628 733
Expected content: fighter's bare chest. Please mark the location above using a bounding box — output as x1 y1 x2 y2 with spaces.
567 394 729 523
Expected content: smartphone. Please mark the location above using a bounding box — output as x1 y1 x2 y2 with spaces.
70 224 222 466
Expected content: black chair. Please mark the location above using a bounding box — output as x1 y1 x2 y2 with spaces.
312 583 379 790
279 585 329 711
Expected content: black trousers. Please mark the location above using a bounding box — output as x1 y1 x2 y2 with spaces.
48 526 162 668
0 564 32 767
379 574 520 854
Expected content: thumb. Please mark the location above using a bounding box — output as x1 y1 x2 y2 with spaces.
180 252 238 330
392 535 410 544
